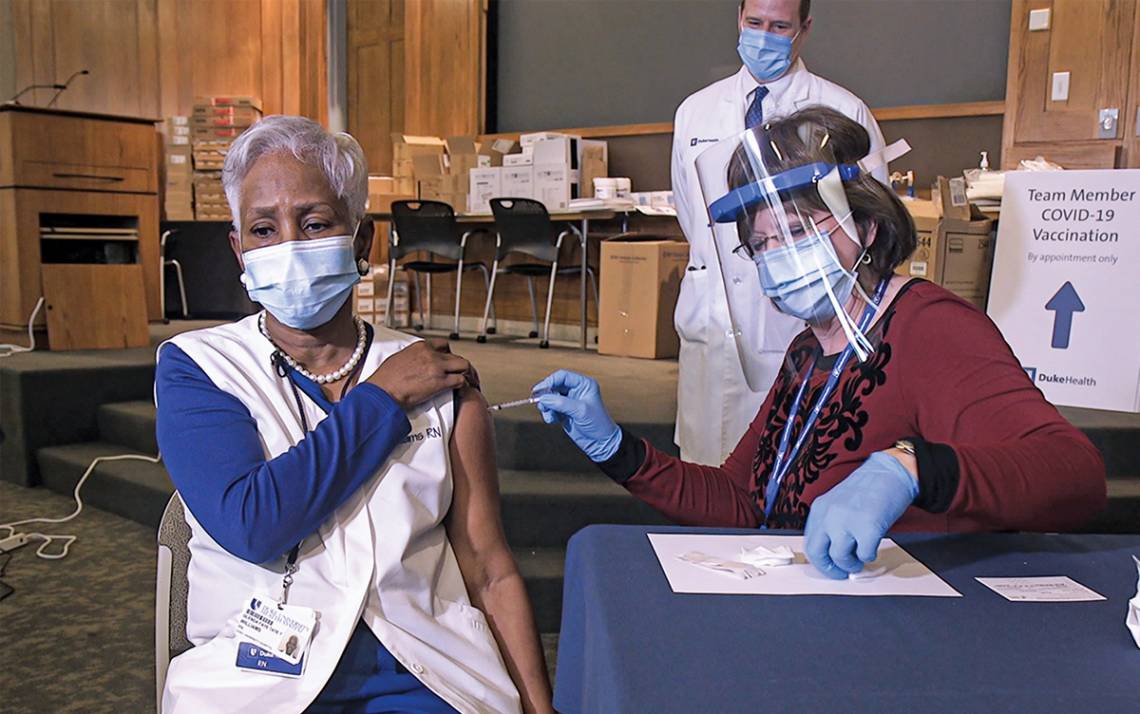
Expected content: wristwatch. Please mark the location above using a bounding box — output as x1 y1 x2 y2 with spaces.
893 439 917 457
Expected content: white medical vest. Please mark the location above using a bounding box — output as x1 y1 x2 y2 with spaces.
670 61 887 465
158 315 521 714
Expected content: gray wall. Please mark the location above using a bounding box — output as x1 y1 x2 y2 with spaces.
494 0 1011 131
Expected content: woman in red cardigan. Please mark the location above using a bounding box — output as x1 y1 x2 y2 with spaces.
534 107 1106 579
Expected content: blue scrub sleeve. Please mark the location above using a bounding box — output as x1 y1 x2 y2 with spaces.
155 343 411 564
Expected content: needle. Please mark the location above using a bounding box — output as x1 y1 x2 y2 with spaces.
487 388 552 412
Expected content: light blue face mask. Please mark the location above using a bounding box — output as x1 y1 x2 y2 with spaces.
755 228 860 324
737 27 797 82
241 233 361 330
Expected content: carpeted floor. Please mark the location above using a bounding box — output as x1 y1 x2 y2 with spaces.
0 480 156 713
0 481 560 713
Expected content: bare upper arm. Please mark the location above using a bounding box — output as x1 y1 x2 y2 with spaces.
445 386 513 587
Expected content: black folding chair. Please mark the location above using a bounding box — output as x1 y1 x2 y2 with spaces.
387 200 493 339
480 198 598 348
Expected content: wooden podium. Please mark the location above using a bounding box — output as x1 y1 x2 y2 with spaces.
0 105 159 349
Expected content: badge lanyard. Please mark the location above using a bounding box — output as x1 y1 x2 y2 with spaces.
265 335 370 608
762 277 889 524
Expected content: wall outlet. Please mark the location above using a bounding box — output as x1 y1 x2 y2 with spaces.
1051 72 1070 102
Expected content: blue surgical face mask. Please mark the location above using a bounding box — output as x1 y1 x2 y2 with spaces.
737 27 797 82
241 232 361 330
755 228 859 324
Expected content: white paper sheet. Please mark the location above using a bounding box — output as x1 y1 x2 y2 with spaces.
975 576 1106 602
647 533 961 597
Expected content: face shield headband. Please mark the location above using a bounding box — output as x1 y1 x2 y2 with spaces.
705 137 910 363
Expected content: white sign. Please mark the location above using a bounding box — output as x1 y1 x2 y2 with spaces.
975 576 1106 602
988 170 1140 412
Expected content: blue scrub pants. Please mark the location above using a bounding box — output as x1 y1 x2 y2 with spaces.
306 622 459 713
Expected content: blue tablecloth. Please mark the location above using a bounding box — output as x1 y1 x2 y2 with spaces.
554 525 1140 714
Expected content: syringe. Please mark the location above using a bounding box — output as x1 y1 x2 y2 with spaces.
487 388 552 412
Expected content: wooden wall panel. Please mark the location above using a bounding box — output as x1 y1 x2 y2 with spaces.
403 0 485 137
3 0 326 122
348 0 405 175
1127 3 1140 168
1002 0 1137 168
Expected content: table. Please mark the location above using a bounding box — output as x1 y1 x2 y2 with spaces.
369 208 627 350
555 525 1140 714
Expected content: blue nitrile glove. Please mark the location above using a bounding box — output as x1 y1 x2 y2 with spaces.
803 451 919 579
533 370 622 462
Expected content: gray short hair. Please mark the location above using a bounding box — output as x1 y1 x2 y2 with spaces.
222 115 369 232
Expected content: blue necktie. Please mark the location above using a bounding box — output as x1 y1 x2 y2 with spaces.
746 86 769 129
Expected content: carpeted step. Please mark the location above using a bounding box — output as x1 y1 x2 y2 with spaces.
491 409 677 472
1060 407 1140 481
499 470 670 549
97 401 159 455
513 547 566 634
91 399 679 474
36 442 173 529
1080 477 1140 534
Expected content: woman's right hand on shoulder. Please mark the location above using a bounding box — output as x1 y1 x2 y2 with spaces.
365 339 476 409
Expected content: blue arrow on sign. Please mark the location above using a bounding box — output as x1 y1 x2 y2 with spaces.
1045 281 1084 349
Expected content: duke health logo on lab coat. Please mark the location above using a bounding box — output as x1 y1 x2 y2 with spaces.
988 170 1140 412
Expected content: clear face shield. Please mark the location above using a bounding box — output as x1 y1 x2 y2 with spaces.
694 120 909 390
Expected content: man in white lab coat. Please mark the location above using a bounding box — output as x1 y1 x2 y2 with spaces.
671 0 888 465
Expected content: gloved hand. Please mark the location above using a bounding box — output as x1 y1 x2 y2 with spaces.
533 370 622 462
803 451 919 579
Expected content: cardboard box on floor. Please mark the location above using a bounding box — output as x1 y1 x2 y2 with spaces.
599 235 689 359
898 194 996 310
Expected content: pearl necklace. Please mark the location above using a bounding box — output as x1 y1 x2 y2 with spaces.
258 312 367 384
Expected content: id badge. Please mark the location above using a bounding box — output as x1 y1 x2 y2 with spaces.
233 595 317 665
235 641 306 678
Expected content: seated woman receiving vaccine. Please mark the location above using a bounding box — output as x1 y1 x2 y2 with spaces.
534 107 1106 579
155 116 553 714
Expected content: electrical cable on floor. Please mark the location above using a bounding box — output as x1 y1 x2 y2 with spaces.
0 452 163 560
0 297 46 357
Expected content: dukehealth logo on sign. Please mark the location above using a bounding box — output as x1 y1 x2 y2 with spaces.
989 170 1140 413
1026 367 1097 388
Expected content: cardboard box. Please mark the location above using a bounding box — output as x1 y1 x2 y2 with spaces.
532 136 578 169
503 152 533 167
501 165 534 199
164 205 194 222
520 131 578 148
896 201 995 309
468 167 503 213
938 217 995 309
192 127 246 141
579 139 608 198
897 199 940 279
355 265 410 328
192 105 261 120
598 237 689 359
485 138 518 164
447 135 501 176
933 175 972 221
534 164 573 211
392 134 446 177
368 176 396 195
194 95 261 109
